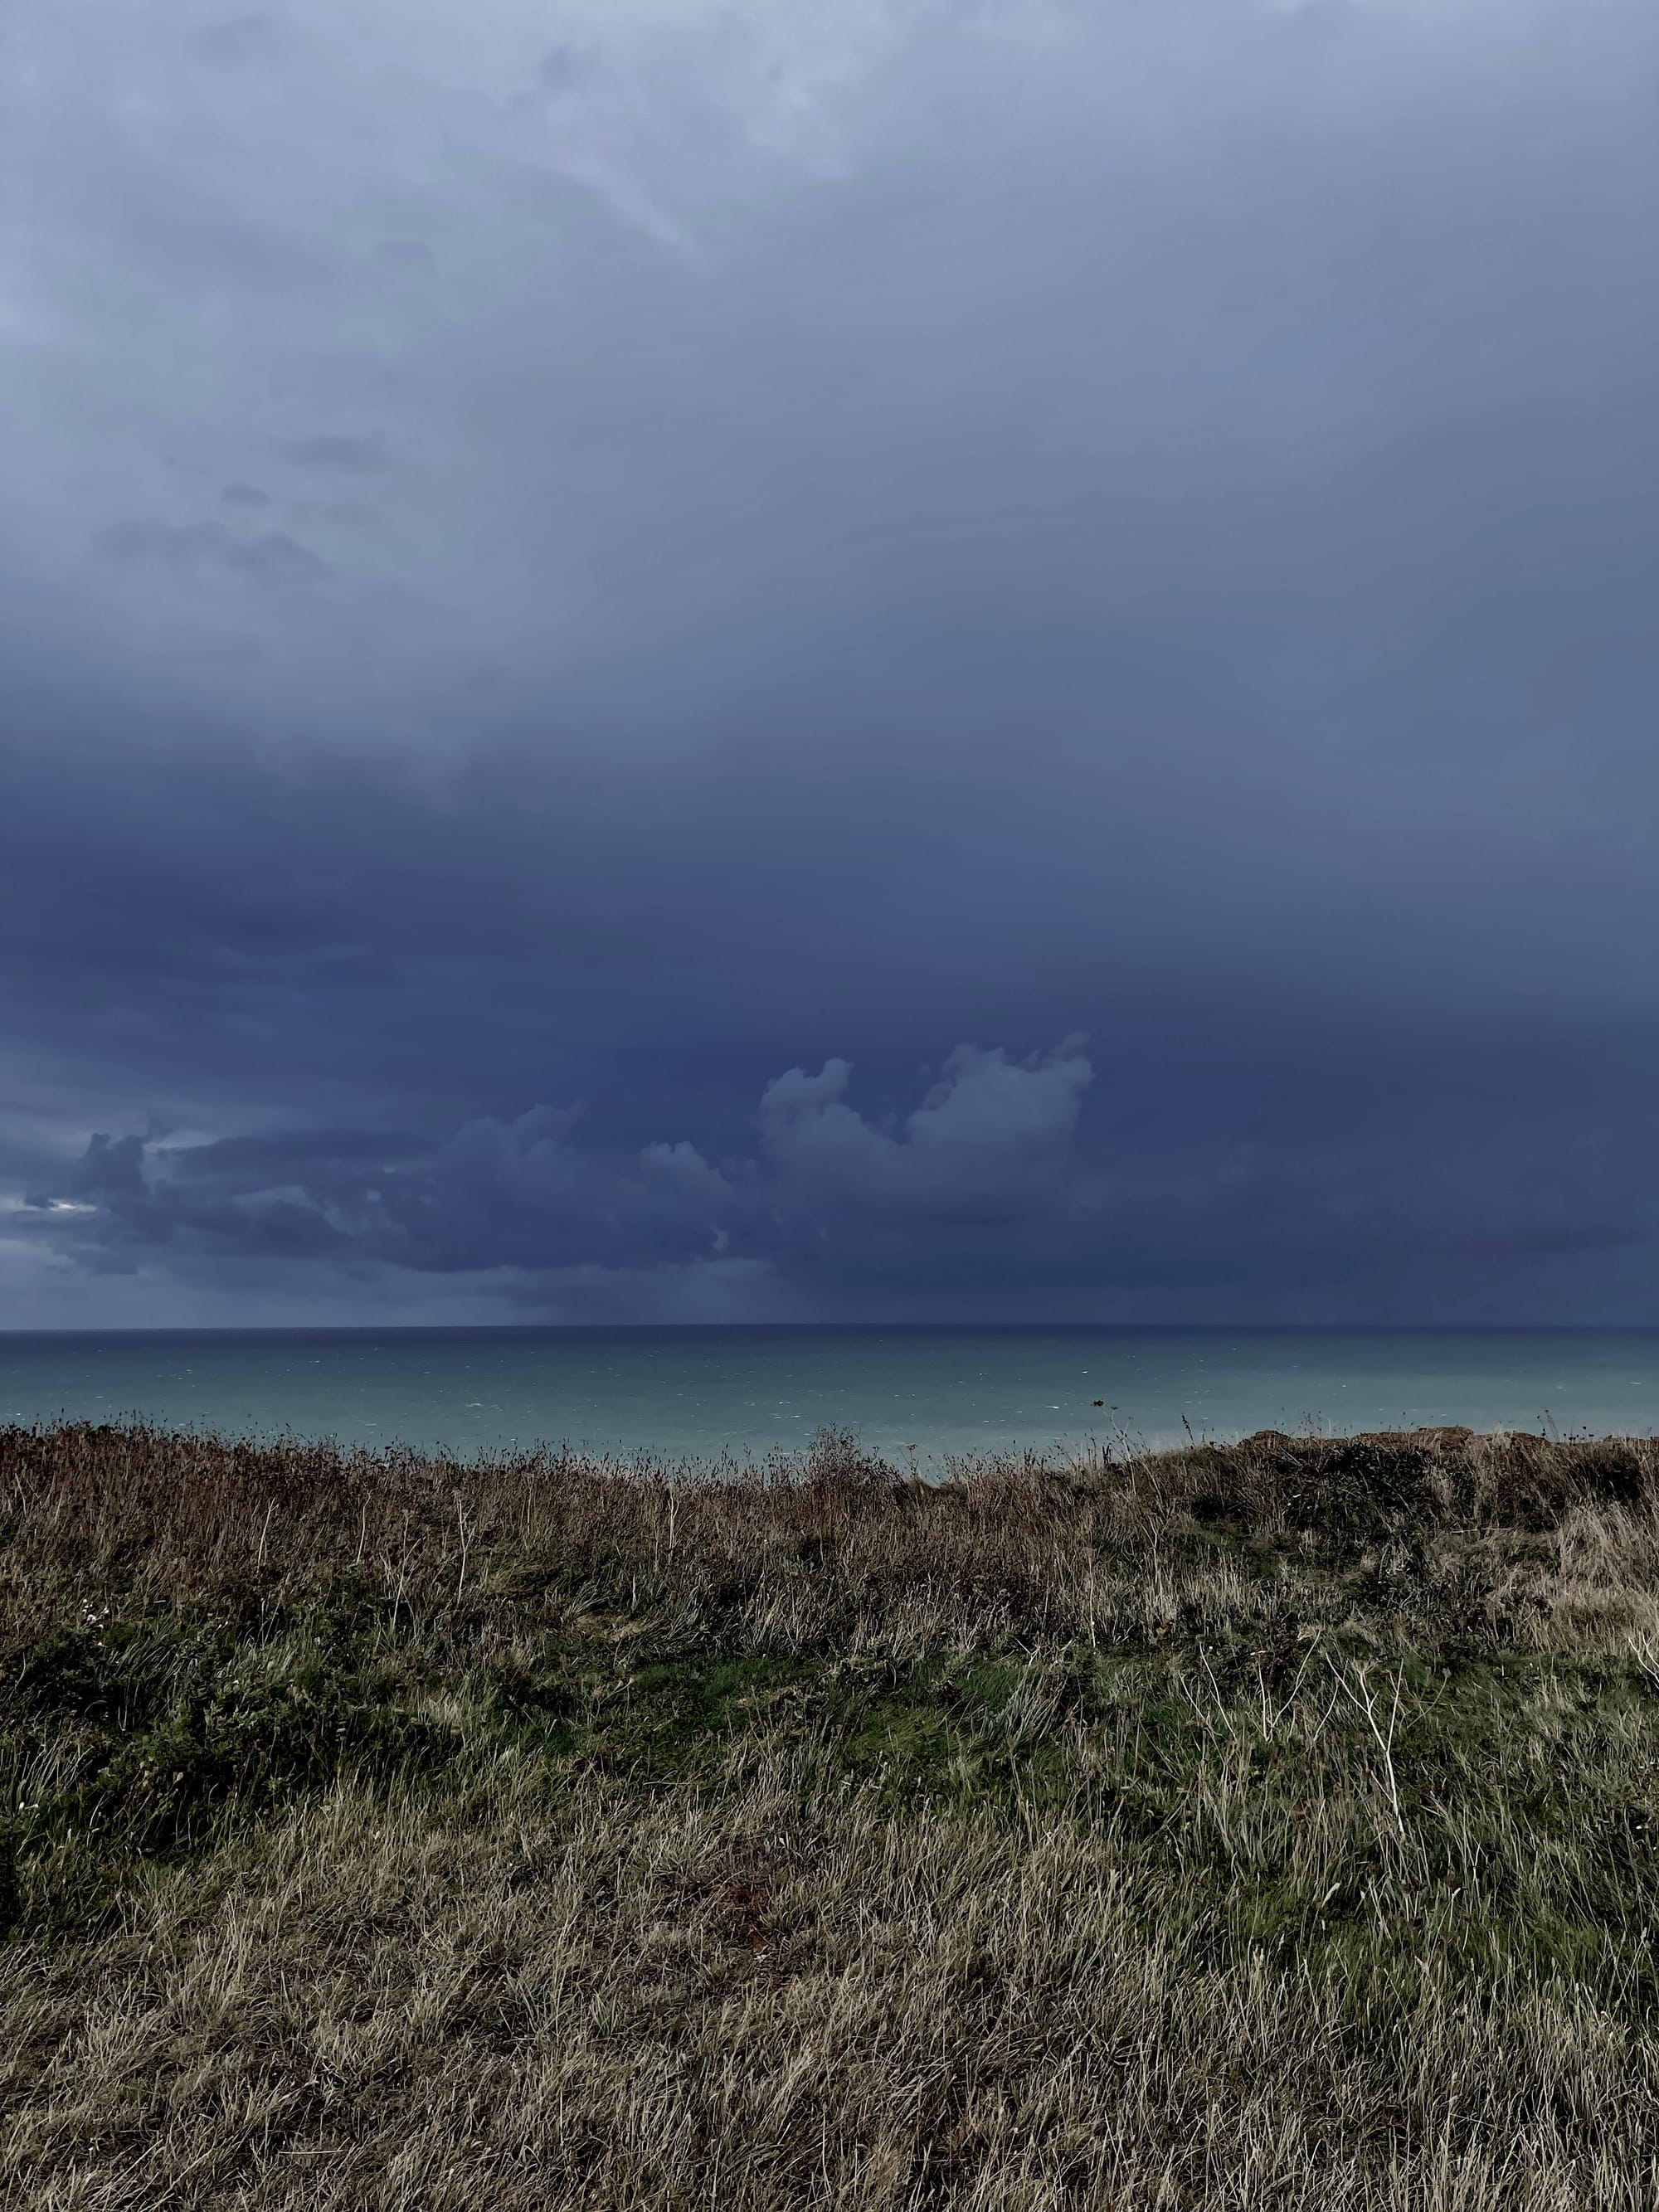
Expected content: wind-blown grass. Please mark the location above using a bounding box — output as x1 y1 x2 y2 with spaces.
4 1418 1659 2207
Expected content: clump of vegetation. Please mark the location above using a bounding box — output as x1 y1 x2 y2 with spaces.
4 1417 1659 2207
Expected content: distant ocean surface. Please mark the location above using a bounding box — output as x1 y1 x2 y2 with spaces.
0 1327 1655 1466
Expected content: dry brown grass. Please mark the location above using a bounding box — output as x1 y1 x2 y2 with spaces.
4 1420 1659 2208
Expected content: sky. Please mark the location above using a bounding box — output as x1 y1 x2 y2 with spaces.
2 0 1657 1328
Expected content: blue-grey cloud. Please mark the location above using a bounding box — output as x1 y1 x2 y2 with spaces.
277 433 391 475
18 1044 1094 1283
98 518 328 585
756 1043 1092 1225
12 1015 1654 1326
2 0 1657 1325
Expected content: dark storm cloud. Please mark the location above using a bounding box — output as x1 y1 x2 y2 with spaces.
21 1014 1649 1325
17 1046 1102 1308
2 0 1658 1324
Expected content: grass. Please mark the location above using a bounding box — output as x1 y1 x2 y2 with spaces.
3 1417 1659 2207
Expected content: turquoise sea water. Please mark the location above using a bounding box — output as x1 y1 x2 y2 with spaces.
0 1327 1654 1466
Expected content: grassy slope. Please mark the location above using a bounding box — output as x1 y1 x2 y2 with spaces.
3 1421 1659 2209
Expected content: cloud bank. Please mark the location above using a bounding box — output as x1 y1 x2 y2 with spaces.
17 1043 1102 1318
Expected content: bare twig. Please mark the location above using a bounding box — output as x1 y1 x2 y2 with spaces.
1326 1651 1406 1834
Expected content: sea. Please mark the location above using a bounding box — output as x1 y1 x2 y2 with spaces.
0 1326 1654 1468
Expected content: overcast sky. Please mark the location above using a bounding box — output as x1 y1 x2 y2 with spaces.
3 0 1657 1327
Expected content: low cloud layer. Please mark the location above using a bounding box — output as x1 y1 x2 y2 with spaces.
17 1043 1102 1316
10 1027 1651 1327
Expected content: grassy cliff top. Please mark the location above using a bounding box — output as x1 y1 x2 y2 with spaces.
5 1421 1659 2208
